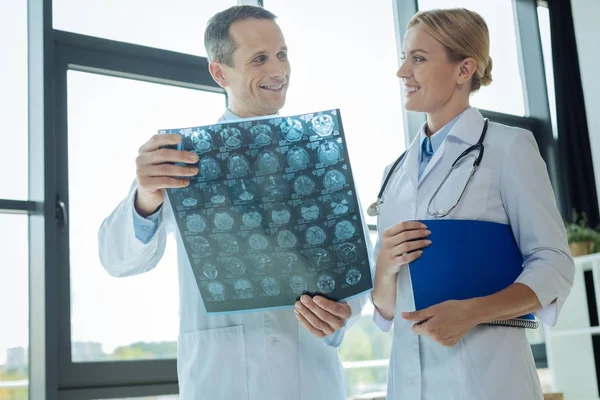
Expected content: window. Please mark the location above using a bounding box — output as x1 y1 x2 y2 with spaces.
418 0 526 116
67 71 225 362
53 0 236 56
537 5 558 139
0 214 29 399
0 0 28 200
265 0 405 228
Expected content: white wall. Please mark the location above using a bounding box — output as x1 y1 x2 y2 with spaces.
571 0 600 207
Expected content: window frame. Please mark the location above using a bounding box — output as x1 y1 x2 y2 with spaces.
23 0 556 398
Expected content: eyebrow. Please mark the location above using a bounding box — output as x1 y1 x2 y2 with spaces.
402 49 429 55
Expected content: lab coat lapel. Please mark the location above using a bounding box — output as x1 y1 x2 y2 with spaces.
401 126 423 191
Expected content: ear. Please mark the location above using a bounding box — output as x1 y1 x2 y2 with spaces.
209 61 228 88
456 57 477 86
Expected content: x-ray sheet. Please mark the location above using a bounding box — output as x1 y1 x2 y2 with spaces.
160 109 372 314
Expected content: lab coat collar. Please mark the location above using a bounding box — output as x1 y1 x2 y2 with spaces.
446 107 486 145
220 108 280 122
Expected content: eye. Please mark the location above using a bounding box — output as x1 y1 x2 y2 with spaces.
253 55 267 64
399 54 406 61
413 56 425 63
277 52 288 61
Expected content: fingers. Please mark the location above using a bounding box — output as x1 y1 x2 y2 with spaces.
299 296 347 331
139 134 183 154
402 307 434 322
140 163 199 178
137 176 191 192
385 228 431 247
313 297 352 320
383 221 427 238
139 148 199 165
295 309 328 338
295 298 337 335
393 238 432 256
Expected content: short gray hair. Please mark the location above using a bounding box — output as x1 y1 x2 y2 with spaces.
204 5 278 67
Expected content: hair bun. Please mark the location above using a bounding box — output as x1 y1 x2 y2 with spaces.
480 57 493 87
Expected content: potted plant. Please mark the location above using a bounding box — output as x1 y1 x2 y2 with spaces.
565 210 600 257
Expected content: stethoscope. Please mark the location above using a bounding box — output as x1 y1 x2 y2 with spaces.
367 119 489 218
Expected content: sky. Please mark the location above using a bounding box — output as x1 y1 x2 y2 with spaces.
0 0 552 366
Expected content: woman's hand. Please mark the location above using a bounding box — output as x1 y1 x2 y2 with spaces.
376 221 431 278
401 299 478 347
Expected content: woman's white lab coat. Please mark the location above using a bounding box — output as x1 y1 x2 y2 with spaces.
374 107 575 400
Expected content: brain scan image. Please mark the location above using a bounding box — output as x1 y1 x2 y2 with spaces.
199 157 221 180
279 252 299 273
231 180 258 202
250 253 273 272
335 220 356 240
311 114 334 137
213 211 234 231
249 233 270 251
228 154 250 177
318 142 341 165
261 276 281 296
289 275 308 295
287 147 310 170
270 203 291 225
323 169 346 192
262 175 288 199
215 234 240 255
304 248 329 269
280 118 304 141
186 213 206 233
293 175 316 196
191 129 213 153
336 242 358 264
242 209 263 229
206 281 225 301
202 262 219 280
233 278 253 299
306 225 327 246
257 151 280 174
207 184 229 205
300 201 320 221
317 273 336 293
178 186 198 207
189 236 211 258
222 257 246 277
250 124 273 146
277 230 298 248
346 268 362 286
330 196 350 216
220 127 243 149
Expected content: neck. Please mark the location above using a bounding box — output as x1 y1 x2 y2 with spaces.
227 100 275 119
426 101 470 136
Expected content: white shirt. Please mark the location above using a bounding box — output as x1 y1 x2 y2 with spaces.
98 109 373 400
372 107 575 400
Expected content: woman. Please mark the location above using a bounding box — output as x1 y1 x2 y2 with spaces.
371 8 574 399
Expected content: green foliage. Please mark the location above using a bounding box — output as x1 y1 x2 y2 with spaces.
0 368 28 400
565 209 600 246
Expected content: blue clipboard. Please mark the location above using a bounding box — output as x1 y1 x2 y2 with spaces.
409 219 538 329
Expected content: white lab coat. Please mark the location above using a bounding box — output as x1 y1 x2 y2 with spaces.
98 111 373 400
373 107 575 400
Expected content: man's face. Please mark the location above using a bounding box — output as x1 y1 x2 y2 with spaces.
212 18 290 118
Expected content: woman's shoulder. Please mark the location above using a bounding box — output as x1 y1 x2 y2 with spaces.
486 120 538 152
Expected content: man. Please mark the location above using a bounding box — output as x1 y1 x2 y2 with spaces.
98 5 372 400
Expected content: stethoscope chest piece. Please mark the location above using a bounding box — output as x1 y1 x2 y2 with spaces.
367 200 383 217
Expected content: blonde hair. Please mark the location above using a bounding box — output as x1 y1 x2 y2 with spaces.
407 8 493 92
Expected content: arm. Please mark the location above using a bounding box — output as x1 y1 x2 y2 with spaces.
98 133 199 277
499 130 575 326
98 183 168 277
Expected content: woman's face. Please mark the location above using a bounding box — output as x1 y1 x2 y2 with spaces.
397 25 468 114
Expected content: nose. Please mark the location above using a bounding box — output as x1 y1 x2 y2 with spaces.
397 60 411 80
268 58 287 81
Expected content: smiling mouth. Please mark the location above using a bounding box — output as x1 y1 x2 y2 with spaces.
405 85 421 96
260 83 286 92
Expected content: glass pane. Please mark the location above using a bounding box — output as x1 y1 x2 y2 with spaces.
99 396 178 400
53 0 236 56
417 0 526 116
0 214 29 398
0 1 28 199
68 71 226 362
537 6 558 139
266 0 405 227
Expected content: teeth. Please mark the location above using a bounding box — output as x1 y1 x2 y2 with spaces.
262 84 283 90
405 86 420 93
